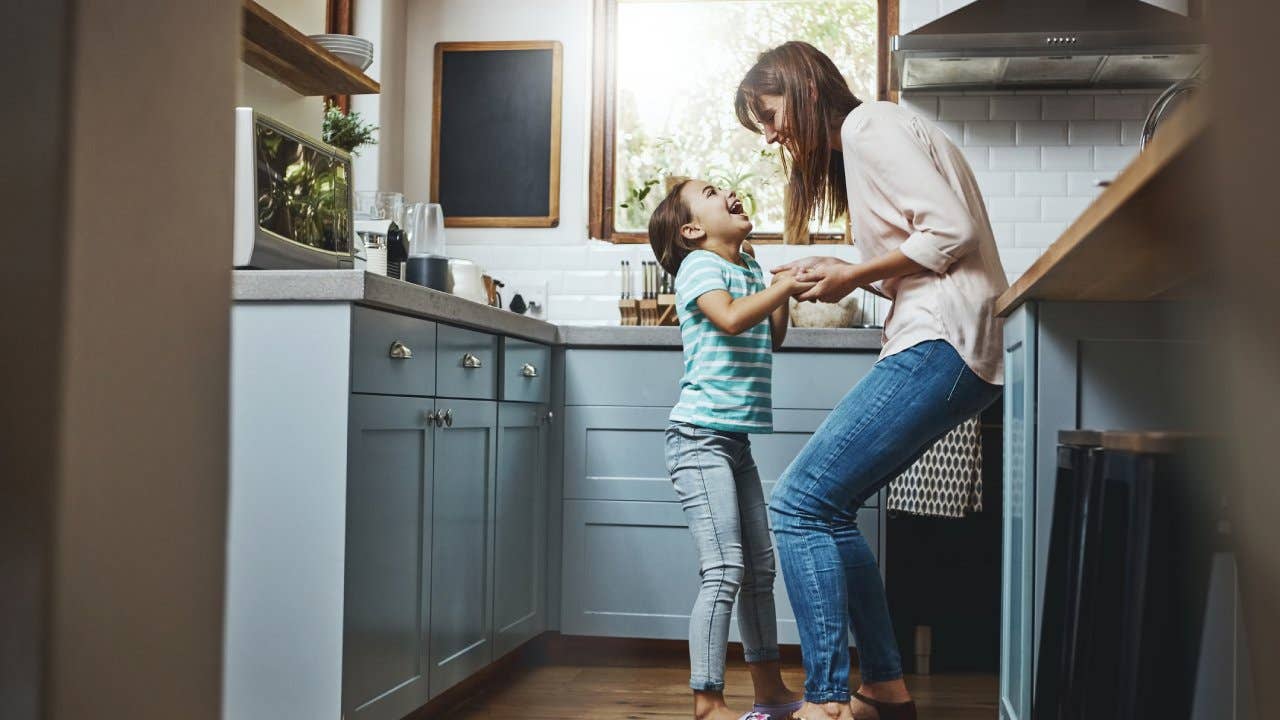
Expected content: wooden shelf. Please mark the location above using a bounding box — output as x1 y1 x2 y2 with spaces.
240 0 379 96
995 95 1210 317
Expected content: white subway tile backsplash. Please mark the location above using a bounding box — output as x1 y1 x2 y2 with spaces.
960 145 991 171
1014 222 1067 248
1015 171 1067 197
1094 145 1139 171
974 171 1015 196
937 121 966 144
1121 120 1145 146
1067 172 1111 197
990 222 1016 247
939 0 976 13
990 96 1041 121
965 121 1015 146
547 295 622 324
1094 93 1156 120
990 146 1041 170
1017 121 1068 146
1068 120 1121 146
538 245 589 269
1042 195 1094 221
1000 247 1044 276
987 197 1042 222
562 270 624 296
1042 146 1094 171
1042 94 1094 120
901 94 939 120
939 96 990 121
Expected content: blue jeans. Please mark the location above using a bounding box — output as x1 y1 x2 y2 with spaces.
770 340 1000 703
666 422 781 691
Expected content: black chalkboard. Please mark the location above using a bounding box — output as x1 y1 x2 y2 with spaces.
431 42 562 227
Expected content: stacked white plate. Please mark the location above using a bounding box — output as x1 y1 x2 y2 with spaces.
309 34 374 72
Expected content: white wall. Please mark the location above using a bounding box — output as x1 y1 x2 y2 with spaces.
352 0 408 193
238 0 326 137
391 0 1175 325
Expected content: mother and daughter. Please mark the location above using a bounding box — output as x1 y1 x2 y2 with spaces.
649 41 1008 720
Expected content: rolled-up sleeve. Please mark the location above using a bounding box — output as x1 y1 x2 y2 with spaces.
849 115 977 274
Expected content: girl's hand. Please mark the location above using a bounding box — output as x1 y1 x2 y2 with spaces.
794 263 859 303
771 269 817 296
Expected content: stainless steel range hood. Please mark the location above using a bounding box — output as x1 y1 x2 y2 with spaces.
891 0 1207 91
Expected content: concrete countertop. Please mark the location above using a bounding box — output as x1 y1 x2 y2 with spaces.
233 270 884 351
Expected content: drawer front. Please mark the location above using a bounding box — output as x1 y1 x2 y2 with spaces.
566 348 880 409
350 306 437 397
502 339 552 404
436 325 499 400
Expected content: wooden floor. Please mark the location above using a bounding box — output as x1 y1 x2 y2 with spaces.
447 657 997 719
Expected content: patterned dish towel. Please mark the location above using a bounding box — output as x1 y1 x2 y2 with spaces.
887 416 983 518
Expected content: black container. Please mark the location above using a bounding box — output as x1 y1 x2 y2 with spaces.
405 254 451 292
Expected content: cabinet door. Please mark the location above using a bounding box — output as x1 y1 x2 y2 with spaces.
428 399 498 698
561 499 877 643
493 403 549 657
1001 305 1036 720
344 394 435 720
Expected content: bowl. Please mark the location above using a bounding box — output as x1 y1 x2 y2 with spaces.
309 34 374 71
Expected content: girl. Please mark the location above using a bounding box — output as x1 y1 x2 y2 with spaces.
649 178 810 720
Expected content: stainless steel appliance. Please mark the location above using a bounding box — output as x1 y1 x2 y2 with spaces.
891 0 1207 91
233 107 355 269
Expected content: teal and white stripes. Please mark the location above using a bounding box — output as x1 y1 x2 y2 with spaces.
669 250 773 433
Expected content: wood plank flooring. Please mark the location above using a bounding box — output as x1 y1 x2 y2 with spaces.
446 656 997 719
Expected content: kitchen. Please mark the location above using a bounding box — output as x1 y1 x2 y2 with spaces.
5 1 1276 720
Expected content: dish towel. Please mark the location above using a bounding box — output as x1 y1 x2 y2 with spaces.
887 416 983 518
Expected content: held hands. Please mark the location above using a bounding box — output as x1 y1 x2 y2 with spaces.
772 257 860 303
771 269 817 297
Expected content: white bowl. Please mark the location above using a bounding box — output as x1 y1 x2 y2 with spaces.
330 48 373 71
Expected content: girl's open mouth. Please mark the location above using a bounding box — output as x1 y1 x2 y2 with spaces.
729 199 745 215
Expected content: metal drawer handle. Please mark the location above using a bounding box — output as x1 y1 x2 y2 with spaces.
461 352 483 369
389 340 413 360
442 409 453 428
424 409 439 426
543 410 554 425
520 362 539 378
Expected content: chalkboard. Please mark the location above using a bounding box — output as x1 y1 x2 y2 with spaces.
431 41 562 228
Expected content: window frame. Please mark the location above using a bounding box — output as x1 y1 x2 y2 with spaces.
588 0 898 245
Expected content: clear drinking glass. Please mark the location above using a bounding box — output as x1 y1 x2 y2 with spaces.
354 191 405 224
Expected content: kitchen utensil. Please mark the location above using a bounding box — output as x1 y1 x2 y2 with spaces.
405 202 446 257
482 274 504 309
406 255 451 291
448 258 487 304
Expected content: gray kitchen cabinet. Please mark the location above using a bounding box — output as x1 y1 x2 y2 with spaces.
561 499 878 644
493 402 550 658
428 399 498 699
999 301 1230 720
343 394 435 720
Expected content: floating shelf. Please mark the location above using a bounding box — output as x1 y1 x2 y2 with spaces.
240 0 379 96
996 96 1210 316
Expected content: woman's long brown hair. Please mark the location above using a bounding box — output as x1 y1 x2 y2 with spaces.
735 41 861 242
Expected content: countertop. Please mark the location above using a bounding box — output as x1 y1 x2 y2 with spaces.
233 270 884 351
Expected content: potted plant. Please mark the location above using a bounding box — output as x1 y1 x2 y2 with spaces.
322 103 379 156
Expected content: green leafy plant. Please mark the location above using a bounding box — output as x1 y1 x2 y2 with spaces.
322 104 379 155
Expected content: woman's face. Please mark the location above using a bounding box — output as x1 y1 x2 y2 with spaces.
755 93 793 151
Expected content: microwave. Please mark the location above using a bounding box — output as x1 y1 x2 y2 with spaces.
233 107 355 269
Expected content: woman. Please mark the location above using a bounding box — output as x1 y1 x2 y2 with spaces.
734 42 1008 720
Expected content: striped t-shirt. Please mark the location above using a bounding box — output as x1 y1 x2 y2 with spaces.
669 249 772 433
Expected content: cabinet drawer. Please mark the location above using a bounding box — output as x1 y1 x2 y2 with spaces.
350 306 437 397
565 349 683 407
502 339 551 404
436 325 499 400
773 352 878 409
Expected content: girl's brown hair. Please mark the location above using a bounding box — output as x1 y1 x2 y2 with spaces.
734 41 861 242
648 178 695 276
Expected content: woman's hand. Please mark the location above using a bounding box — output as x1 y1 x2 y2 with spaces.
771 256 851 276
771 269 817 296
793 263 860 303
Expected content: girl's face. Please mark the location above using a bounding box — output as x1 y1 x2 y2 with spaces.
755 93 793 151
680 180 752 242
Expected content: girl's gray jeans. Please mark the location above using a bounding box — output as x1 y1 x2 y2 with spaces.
665 421 782 691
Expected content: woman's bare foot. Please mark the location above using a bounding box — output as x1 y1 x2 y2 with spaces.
850 679 913 719
693 690 749 720
747 659 804 707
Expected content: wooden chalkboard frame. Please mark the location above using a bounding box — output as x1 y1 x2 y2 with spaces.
431 41 563 228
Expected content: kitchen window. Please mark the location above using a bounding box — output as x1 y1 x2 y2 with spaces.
589 0 897 244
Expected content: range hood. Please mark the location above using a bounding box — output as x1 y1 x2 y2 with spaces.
891 0 1207 91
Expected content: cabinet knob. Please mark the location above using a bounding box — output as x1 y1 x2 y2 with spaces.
443 408 454 428
389 340 414 359
423 409 439 426
520 362 539 378
461 352 483 369
544 410 554 425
